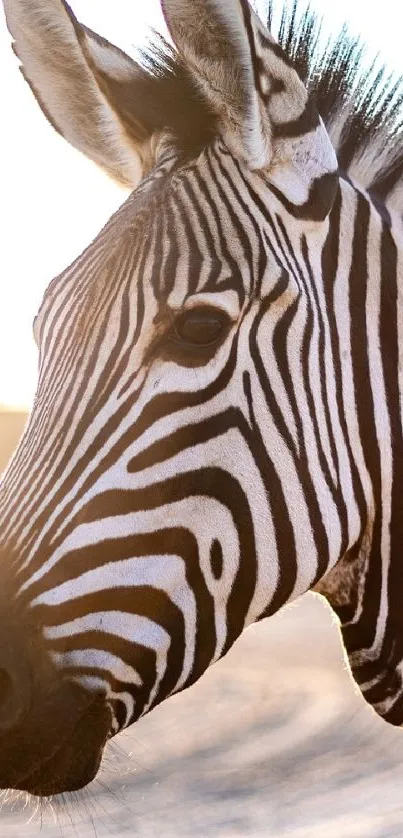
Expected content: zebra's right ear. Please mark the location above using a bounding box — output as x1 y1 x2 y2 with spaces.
3 0 154 187
162 0 339 220
161 0 270 169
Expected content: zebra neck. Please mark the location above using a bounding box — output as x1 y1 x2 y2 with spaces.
317 179 403 724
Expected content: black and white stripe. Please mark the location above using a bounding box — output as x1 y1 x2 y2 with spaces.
1 0 403 757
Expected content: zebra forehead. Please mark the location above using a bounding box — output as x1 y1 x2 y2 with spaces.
40 143 269 323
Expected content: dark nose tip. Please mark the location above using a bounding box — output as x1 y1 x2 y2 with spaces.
0 628 31 732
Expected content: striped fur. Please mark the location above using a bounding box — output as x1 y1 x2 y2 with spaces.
1 0 403 794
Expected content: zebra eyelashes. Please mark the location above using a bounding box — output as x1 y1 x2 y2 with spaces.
170 307 230 347
159 306 232 367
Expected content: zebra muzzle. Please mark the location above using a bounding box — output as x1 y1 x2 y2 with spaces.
0 615 111 795
0 678 111 795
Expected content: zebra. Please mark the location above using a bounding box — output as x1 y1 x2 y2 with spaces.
0 0 402 798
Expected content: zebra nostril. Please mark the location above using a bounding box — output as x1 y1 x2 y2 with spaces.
0 669 13 706
0 666 23 731
0 627 32 733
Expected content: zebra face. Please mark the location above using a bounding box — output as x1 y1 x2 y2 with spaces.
1 142 325 792
0 0 346 796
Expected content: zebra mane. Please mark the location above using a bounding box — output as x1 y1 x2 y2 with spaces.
268 2 403 206
139 2 403 207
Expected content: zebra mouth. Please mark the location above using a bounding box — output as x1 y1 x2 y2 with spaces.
0 681 111 797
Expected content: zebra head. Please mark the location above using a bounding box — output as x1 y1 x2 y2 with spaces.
1 0 403 797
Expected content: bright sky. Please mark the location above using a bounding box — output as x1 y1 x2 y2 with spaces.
1 0 403 409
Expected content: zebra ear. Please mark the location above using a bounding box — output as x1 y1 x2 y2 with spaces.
161 0 270 169
3 0 152 187
162 0 339 218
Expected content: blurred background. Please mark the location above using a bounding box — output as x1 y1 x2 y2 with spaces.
2 0 403 836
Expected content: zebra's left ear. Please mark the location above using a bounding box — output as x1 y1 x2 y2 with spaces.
162 0 339 219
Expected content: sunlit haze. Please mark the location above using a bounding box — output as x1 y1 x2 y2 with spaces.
1 0 403 409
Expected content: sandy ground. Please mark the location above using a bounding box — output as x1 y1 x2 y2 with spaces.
2 593 403 838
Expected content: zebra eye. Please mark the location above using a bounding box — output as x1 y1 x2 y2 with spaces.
172 308 229 347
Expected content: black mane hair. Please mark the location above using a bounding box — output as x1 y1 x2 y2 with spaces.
268 1 403 199
139 1 403 202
